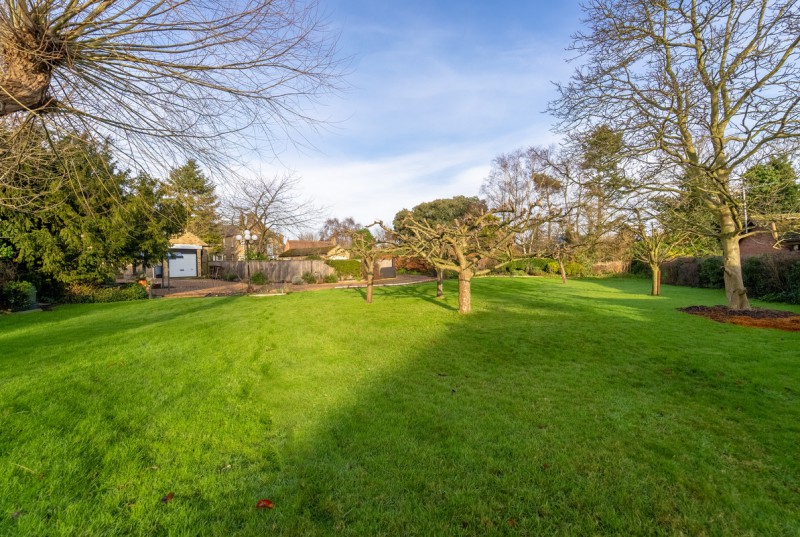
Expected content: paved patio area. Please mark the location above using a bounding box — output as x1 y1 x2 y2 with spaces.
151 274 435 299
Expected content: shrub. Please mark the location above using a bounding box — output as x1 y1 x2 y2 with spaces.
662 257 702 287
495 257 556 275
301 271 318 284
323 273 339 283
396 256 434 275
63 283 147 303
224 272 239 282
546 261 561 274
325 259 361 280
628 259 652 277
564 262 586 277
251 271 267 285
743 254 800 303
786 261 800 304
2 280 37 311
291 275 304 285
742 256 771 298
698 256 725 288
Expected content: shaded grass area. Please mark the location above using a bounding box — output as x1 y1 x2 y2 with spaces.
1 278 798 535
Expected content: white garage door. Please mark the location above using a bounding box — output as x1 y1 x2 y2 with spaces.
169 250 197 277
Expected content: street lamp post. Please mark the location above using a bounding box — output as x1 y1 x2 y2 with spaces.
235 229 258 290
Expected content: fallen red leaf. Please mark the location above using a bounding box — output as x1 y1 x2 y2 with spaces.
256 498 274 509
161 492 174 504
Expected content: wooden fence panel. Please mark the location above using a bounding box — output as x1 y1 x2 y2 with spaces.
209 260 336 283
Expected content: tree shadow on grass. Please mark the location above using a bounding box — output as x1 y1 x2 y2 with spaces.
232 279 796 535
257 291 799 536
371 281 459 312
0 296 243 372
3 278 797 535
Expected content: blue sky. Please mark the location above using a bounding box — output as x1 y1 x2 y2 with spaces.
256 0 584 232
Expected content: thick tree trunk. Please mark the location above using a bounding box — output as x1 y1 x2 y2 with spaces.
720 234 749 310
650 263 661 296
719 208 750 310
0 34 54 116
457 270 472 314
436 268 444 298
362 258 374 304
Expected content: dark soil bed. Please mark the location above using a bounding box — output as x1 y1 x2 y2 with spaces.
679 305 800 332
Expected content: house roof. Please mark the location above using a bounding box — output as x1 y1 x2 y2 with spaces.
170 231 208 247
284 239 335 251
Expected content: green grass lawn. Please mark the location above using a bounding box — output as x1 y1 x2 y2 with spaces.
1 277 798 536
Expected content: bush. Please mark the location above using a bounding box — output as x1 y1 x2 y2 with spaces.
742 256 771 298
224 272 239 282
2 280 37 311
663 253 800 303
743 254 800 304
251 271 267 285
325 259 361 280
291 275 304 285
698 256 725 288
323 273 339 283
495 257 556 275
628 259 652 277
662 257 702 287
786 261 800 304
301 271 318 284
564 262 586 277
546 261 561 274
63 283 148 303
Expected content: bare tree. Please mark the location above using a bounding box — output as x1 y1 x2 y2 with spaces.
223 171 324 253
1 0 342 206
550 0 800 310
319 216 361 248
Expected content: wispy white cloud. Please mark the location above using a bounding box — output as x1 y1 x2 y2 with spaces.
229 1 582 236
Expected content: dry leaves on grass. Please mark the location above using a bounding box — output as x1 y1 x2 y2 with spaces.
256 499 274 509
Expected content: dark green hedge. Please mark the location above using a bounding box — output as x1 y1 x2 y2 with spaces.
662 253 800 304
326 259 361 279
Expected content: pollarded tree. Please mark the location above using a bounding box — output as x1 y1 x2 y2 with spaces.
393 196 485 298
390 203 534 314
0 0 341 206
348 227 379 304
550 0 800 310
